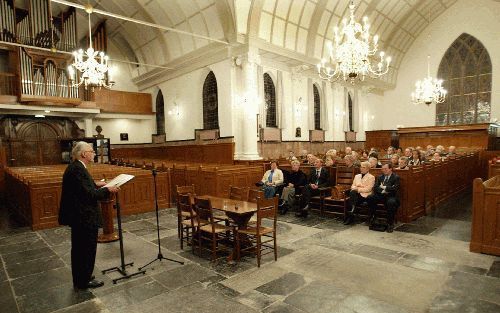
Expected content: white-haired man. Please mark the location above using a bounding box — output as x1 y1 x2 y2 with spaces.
59 141 119 290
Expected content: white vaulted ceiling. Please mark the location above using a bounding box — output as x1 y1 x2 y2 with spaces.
66 0 461 87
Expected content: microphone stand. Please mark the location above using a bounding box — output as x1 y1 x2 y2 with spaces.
139 169 184 271
102 192 146 284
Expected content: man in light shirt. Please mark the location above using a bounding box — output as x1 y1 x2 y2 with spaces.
260 160 284 198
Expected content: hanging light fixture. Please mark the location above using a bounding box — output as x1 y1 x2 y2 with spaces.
67 4 113 90
411 55 447 105
411 10 446 105
317 0 391 83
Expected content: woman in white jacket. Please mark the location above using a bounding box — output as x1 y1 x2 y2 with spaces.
260 160 284 198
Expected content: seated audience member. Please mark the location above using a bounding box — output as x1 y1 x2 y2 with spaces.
367 163 400 232
409 149 423 166
344 161 375 225
368 149 378 158
383 146 395 159
425 145 435 157
325 156 334 167
390 155 399 168
369 156 382 169
431 152 443 162
415 146 422 151
279 160 307 214
361 150 369 158
344 154 359 168
447 145 457 157
259 160 284 198
397 157 409 170
287 151 296 161
326 149 342 162
300 150 308 162
396 147 403 156
345 146 353 156
436 145 446 156
404 148 412 158
296 159 330 218
303 153 315 165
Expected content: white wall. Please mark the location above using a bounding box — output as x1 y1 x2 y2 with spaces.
153 59 233 141
92 118 154 144
382 0 500 129
107 41 139 93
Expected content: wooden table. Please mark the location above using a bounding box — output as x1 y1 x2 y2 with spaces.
199 196 258 261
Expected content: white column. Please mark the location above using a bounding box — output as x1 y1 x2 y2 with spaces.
84 118 93 137
233 49 262 160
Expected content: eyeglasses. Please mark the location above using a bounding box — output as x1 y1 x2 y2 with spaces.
84 150 96 154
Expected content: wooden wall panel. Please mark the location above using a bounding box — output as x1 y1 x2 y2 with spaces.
365 130 398 150
92 89 153 114
398 123 494 150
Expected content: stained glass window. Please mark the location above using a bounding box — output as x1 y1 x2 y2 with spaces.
202 71 219 130
264 73 277 128
313 85 321 130
436 33 492 125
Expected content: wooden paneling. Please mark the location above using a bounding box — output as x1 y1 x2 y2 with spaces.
398 124 494 150
112 143 235 165
365 130 398 150
0 146 6 199
471 177 500 256
91 89 153 114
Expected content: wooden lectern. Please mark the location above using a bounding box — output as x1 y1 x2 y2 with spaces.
98 194 119 243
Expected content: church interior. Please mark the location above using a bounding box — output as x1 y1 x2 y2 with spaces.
0 0 499 312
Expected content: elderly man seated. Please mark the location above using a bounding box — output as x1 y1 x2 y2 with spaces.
279 160 307 214
296 158 330 218
367 163 400 232
447 145 457 157
344 154 360 168
390 155 399 168
397 156 409 170
343 161 375 225
383 146 395 159
259 160 284 198
369 156 382 169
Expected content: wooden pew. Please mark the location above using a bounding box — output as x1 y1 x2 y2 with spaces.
470 176 500 256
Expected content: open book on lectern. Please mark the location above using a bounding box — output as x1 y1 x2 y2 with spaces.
102 174 135 188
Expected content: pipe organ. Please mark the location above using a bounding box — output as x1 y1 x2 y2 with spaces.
19 47 79 101
0 0 107 105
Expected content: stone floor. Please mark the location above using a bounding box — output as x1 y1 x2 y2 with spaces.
0 191 499 313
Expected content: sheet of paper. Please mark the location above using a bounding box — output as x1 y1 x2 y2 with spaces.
103 174 134 188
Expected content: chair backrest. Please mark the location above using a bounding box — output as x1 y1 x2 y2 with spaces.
178 194 196 224
176 184 195 196
178 193 193 206
193 197 214 225
229 186 249 201
248 189 264 203
256 196 278 232
336 166 356 187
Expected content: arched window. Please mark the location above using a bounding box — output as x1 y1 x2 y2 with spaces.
264 73 277 128
348 93 354 132
436 33 492 125
202 71 219 130
313 84 321 130
155 90 165 135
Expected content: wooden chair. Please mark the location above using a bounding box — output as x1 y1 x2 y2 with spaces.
176 184 196 237
247 189 264 203
236 196 278 267
229 186 249 201
192 197 235 261
178 193 205 250
322 186 350 217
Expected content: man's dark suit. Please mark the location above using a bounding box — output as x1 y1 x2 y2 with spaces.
59 160 109 288
366 173 400 225
300 167 330 210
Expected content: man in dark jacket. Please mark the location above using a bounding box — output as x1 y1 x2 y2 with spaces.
296 158 330 217
279 160 307 214
59 141 119 290
366 163 400 232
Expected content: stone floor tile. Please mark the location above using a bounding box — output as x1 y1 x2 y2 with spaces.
340 295 409 313
0 280 20 313
394 224 436 235
256 272 306 296
98 280 168 310
2 247 56 265
0 232 39 247
284 281 348 313
445 271 500 305
38 227 72 246
486 260 500 278
51 299 111 313
6 255 65 279
11 267 72 296
151 263 218 290
17 283 94 313
0 239 47 255
236 289 279 310
262 301 307 313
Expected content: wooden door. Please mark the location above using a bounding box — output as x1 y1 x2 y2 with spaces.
10 121 61 166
